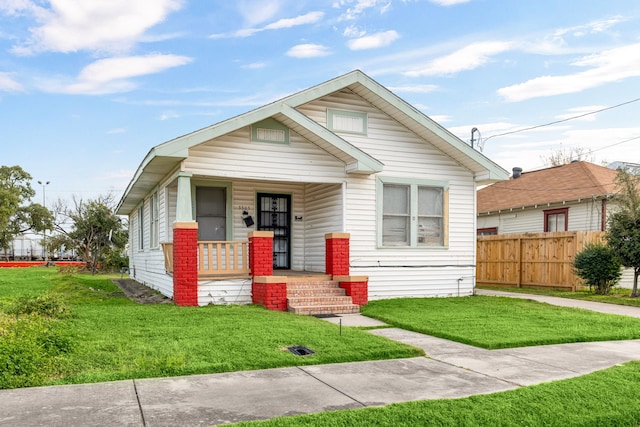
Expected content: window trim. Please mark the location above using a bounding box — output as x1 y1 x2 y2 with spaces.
544 207 569 232
137 203 145 251
376 177 449 249
327 109 368 135
149 192 159 249
251 118 289 144
477 227 498 236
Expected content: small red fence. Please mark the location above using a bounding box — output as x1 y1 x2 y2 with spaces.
0 261 87 268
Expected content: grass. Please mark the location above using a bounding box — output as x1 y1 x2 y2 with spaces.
231 361 640 426
361 295 640 349
480 285 640 307
0 268 422 388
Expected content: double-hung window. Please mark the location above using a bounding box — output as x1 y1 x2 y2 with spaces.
137 204 145 250
149 192 159 248
544 208 568 232
379 178 448 247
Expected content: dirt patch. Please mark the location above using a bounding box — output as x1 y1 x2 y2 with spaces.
112 279 173 304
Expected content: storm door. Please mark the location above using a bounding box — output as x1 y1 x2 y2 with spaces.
196 187 227 241
257 193 291 269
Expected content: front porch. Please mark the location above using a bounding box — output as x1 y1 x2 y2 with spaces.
163 229 368 314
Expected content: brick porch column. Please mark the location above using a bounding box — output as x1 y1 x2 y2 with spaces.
249 231 274 276
173 222 199 306
252 276 287 311
325 232 350 276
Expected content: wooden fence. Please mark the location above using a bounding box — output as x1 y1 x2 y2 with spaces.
476 231 605 291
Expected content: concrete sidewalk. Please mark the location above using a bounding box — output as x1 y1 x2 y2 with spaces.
2 300 640 426
475 288 640 318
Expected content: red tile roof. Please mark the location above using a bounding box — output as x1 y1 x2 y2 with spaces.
477 161 619 213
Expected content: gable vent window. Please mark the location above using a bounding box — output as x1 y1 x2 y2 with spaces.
327 109 367 135
251 118 289 144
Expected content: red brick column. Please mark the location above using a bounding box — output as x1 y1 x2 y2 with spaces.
249 231 274 277
325 233 350 276
334 275 369 305
173 222 199 306
252 276 287 311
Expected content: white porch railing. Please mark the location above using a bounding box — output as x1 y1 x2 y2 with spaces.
160 241 251 278
198 241 250 278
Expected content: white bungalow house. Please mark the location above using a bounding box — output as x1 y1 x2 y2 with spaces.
116 70 508 312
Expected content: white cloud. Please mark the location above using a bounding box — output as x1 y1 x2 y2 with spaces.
553 16 624 39
405 41 513 77
498 43 640 102
49 54 192 95
347 30 399 50
11 0 183 55
555 105 606 122
342 24 365 37
241 62 267 69
0 72 24 91
428 114 452 123
107 128 126 134
286 44 331 58
338 0 387 21
237 0 281 27
387 84 438 94
212 11 324 39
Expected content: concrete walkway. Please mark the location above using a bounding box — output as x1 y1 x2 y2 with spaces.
2 299 640 426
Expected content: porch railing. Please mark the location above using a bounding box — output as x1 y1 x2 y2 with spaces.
160 241 251 278
161 242 173 274
198 241 250 278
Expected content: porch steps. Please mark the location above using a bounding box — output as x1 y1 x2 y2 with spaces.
286 278 360 316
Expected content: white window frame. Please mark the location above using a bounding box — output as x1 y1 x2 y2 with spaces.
377 177 449 248
149 192 159 248
327 109 368 135
137 203 145 251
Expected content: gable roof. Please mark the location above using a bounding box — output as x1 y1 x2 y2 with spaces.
477 161 619 213
117 70 508 215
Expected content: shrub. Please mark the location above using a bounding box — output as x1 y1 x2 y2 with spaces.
6 293 70 319
574 243 622 295
0 313 73 389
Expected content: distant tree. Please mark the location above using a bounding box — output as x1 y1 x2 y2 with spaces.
63 195 128 273
606 169 640 296
540 147 595 167
0 165 54 260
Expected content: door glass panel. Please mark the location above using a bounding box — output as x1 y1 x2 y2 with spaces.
257 193 291 269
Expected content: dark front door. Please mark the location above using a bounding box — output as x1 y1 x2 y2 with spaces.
257 193 291 269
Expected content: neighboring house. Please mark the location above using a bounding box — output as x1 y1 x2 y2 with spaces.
116 70 508 310
477 161 618 235
477 161 634 288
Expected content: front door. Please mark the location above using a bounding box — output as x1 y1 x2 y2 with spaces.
257 193 291 269
196 187 226 241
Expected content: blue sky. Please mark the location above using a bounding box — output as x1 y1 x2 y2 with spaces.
1 0 639 206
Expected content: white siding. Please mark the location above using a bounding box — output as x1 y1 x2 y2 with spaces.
298 89 478 298
304 183 343 272
198 278 253 305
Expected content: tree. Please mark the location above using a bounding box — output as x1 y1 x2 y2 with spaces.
64 195 128 273
0 165 54 259
540 147 595 167
573 243 622 295
606 169 640 296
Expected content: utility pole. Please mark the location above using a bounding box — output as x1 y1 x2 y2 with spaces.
38 180 50 262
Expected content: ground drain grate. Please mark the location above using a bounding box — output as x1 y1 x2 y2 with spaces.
312 314 340 318
287 345 316 356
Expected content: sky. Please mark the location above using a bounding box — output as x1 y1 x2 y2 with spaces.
1 0 640 207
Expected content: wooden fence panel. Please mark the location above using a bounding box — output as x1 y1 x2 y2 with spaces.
476 231 605 291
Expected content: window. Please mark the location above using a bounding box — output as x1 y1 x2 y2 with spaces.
477 227 498 236
149 193 159 248
251 118 289 144
327 109 367 135
544 208 568 232
137 204 145 250
379 178 448 247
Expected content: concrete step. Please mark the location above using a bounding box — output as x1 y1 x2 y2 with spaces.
287 303 361 315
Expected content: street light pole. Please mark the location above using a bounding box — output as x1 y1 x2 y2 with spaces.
37 180 50 262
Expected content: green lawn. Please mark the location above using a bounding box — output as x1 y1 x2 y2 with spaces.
480 285 640 307
361 296 640 349
0 268 422 388
232 361 640 426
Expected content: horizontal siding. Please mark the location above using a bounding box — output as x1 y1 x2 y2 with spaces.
198 278 253 305
184 127 347 184
304 183 343 272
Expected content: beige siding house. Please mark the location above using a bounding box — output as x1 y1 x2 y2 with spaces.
117 70 508 307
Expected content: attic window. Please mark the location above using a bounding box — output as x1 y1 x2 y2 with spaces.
327 109 367 135
251 118 289 144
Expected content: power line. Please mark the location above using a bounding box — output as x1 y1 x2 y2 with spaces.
482 96 640 143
